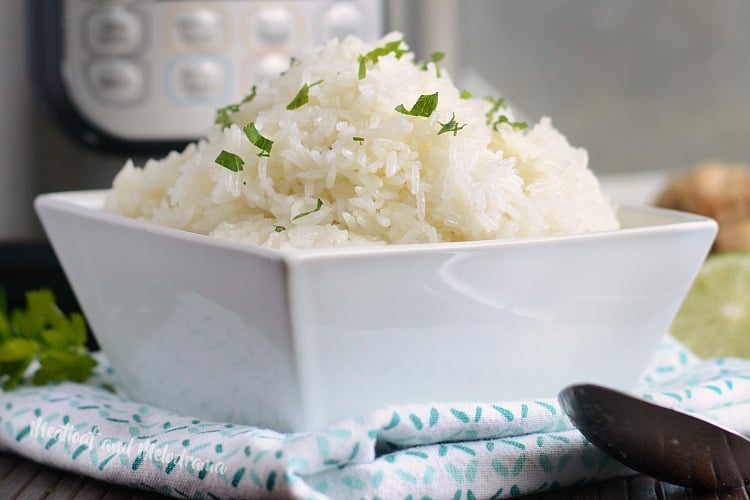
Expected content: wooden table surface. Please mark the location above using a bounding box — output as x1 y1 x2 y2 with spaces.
4 450 750 500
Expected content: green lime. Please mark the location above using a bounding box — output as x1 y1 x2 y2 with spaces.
670 252 750 358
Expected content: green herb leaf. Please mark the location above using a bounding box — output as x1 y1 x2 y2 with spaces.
33 350 98 386
395 92 439 118
358 39 407 79
460 89 472 99
491 115 528 131
287 80 323 110
437 113 466 136
0 287 97 391
485 96 506 125
273 225 286 233
214 86 258 128
419 51 445 77
215 150 245 172
243 123 274 157
353 136 365 144
485 96 526 131
292 198 324 220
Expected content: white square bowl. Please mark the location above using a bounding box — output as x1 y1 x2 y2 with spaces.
35 190 716 432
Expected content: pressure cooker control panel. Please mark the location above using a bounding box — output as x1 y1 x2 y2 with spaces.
30 0 385 153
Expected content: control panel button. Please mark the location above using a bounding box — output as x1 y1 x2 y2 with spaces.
86 6 144 55
254 7 295 46
324 2 362 40
87 59 146 104
246 53 292 83
169 58 227 101
171 8 226 51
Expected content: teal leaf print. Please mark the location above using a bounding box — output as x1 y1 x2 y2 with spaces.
316 436 330 456
492 405 514 421
429 408 439 427
383 411 401 430
396 468 417 484
492 457 509 476
539 453 553 473
474 406 482 422
409 413 424 430
423 465 435 485
512 456 525 476
465 459 479 481
15 425 30 442
451 444 476 456
510 484 522 496
450 408 469 423
371 469 385 488
266 470 277 491
557 453 572 472
348 442 360 461
231 467 245 487
445 463 463 483
535 401 557 414
341 475 366 490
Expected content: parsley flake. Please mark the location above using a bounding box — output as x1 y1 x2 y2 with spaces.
437 113 466 136
287 80 323 110
419 51 445 77
293 198 324 220
243 123 274 157
485 96 527 131
273 225 286 233
460 89 472 99
358 39 407 79
214 86 258 128
215 150 244 172
353 136 365 144
395 92 439 118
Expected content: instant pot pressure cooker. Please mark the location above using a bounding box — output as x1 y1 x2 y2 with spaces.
28 0 385 154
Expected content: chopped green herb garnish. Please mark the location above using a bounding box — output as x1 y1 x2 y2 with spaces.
243 123 274 157
280 57 298 76
358 39 407 79
485 96 526 131
485 97 506 125
492 115 528 131
419 51 445 77
273 225 286 233
0 288 97 391
460 89 472 99
214 86 258 128
215 150 244 172
395 92 439 118
287 80 323 110
437 113 466 136
353 136 365 144
292 198 324 220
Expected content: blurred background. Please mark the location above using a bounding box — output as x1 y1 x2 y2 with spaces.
2 0 748 291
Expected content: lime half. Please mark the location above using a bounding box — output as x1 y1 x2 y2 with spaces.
670 252 750 358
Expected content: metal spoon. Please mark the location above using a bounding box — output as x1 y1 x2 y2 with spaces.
558 383 750 490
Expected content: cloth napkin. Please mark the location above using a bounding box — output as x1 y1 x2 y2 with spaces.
2 335 750 499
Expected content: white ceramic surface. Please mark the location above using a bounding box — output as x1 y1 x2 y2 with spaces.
35 190 717 432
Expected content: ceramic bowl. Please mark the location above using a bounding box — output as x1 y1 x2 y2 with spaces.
35 190 717 432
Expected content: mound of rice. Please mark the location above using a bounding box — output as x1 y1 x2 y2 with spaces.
105 32 619 248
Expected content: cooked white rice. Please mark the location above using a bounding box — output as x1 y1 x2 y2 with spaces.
105 32 619 248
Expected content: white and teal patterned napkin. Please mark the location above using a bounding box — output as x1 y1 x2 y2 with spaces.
2 335 750 499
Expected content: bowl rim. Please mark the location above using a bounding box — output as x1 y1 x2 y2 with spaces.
35 189 718 262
